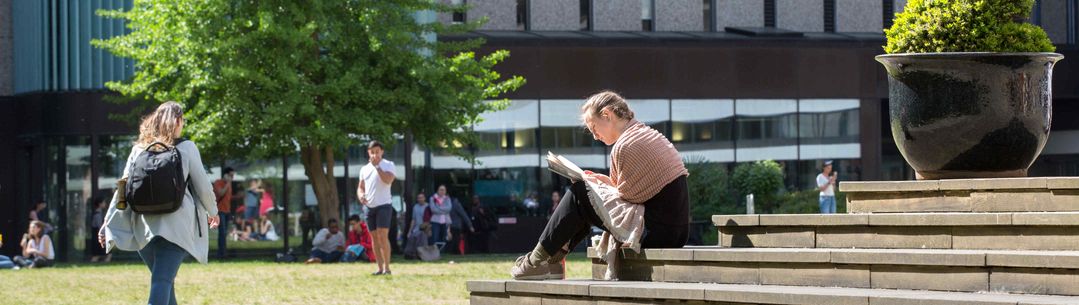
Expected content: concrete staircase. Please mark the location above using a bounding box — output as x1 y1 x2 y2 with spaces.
467 178 1079 304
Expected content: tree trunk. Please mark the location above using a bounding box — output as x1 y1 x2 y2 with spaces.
301 145 340 228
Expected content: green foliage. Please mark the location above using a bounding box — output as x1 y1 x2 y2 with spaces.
773 190 820 214
93 0 525 160
684 157 736 220
884 0 1055 53
773 190 848 214
731 160 784 213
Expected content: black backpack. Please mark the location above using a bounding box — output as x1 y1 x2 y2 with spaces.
125 139 191 215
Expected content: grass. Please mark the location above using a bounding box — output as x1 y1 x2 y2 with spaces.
0 253 592 305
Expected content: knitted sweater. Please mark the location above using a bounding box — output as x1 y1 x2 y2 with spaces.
610 120 689 204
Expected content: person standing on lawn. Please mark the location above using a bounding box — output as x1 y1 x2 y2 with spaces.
212 167 237 258
357 140 396 275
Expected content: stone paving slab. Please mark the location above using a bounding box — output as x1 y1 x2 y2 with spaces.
469 280 508 293
469 280 1079 304
590 247 1079 269
839 178 1078 193
839 178 1079 213
829 249 986 266
589 282 707 300
867 213 1012 226
506 280 596 296
839 180 941 192
1011 212 1079 226
714 212 1079 227
714 215 760 226
991 268 1079 296
939 178 1049 191
759 214 869 226
1047 177 1079 190
987 251 1079 269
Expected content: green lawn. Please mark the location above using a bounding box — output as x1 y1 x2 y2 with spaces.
0 253 592 305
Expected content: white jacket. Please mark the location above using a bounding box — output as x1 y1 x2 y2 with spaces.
103 140 219 264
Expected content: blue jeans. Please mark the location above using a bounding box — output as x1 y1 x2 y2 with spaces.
138 237 188 305
0 255 13 269
430 222 448 245
217 212 230 258
819 196 837 214
311 249 343 262
244 205 259 221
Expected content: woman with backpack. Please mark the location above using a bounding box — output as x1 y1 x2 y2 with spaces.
98 101 220 305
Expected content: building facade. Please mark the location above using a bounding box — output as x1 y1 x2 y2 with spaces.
2 0 1078 260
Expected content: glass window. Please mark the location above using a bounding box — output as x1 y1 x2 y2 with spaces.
735 99 798 161
540 100 608 204
96 135 136 196
641 0 655 31
452 0 466 24
672 99 734 162
798 99 860 160
703 0 713 31
628 99 670 137
473 100 540 215
580 0 591 30
516 0 528 30
43 136 92 261
475 100 539 163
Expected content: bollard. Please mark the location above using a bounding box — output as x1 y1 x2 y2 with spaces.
746 194 755 214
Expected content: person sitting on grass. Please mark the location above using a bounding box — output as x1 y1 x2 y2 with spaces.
257 214 279 241
0 240 14 269
342 214 373 262
306 218 345 264
14 220 54 269
231 219 257 242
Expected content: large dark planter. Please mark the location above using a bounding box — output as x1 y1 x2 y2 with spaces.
876 52 1063 180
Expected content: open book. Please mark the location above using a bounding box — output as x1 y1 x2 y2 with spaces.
546 151 586 182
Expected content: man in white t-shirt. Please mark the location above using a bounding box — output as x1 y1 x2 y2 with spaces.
816 160 837 214
357 140 396 275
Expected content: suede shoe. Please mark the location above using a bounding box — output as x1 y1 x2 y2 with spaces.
510 254 549 280
546 249 569 280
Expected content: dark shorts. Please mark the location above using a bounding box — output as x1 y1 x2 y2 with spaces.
367 204 393 230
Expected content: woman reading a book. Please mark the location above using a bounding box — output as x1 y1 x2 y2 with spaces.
511 91 689 280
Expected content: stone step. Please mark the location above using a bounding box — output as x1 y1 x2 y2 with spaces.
586 247 1079 296
468 280 1079 305
712 212 1079 251
839 177 1079 213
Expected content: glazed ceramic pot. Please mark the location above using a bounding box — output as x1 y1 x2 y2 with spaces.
875 52 1064 180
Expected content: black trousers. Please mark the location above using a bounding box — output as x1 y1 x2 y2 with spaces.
538 175 689 255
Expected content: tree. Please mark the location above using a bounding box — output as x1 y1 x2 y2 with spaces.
94 0 525 226
683 157 735 220
731 160 784 213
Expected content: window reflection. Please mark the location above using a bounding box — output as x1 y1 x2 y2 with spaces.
673 99 734 162
735 99 798 161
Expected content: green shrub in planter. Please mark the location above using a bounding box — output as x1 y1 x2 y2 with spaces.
884 0 1055 53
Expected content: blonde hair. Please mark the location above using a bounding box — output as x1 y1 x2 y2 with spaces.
580 90 635 124
136 102 184 147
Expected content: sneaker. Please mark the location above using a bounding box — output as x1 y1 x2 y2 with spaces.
305 257 322 264
371 271 383 276
546 249 569 280
510 254 549 280
546 259 565 280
